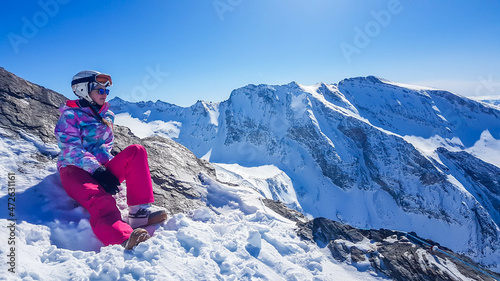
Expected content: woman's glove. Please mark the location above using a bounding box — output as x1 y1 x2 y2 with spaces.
91 166 120 195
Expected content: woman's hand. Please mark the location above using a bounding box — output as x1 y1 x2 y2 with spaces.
92 166 120 195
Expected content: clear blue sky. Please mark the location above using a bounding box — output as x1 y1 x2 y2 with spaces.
1 0 500 106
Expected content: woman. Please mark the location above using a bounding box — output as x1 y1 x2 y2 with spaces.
55 70 167 249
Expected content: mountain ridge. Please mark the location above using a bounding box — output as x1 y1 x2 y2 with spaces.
109 75 500 270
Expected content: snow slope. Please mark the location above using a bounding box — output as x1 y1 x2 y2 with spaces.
111 77 500 271
0 130 388 280
213 163 302 213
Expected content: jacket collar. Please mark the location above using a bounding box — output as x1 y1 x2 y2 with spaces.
64 99 110 114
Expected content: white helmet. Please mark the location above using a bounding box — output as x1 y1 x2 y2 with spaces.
71 70 112 102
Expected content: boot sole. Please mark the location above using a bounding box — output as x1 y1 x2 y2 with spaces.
122 228 150 250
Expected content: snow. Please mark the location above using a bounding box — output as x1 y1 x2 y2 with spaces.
466 130 500 167
0 134 388 280
415 250 475 281
380 79 437 92
290 93 308 116
404 129 500 168
403 135 464 164
213 163 301 212
203 102 220 126
114 112 181 139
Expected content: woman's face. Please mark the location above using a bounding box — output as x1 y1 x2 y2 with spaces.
90 85 108 106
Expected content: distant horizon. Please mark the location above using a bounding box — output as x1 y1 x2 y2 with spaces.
2 1 499 106
3 64 499 107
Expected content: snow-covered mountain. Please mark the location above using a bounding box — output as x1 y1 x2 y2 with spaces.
110 76 500 271
1 66 499 280
472 96 500 109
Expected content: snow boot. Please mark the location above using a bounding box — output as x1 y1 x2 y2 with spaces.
128 203 168 229
121 228 150 250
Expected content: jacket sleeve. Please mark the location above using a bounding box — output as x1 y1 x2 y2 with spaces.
54 109 103 174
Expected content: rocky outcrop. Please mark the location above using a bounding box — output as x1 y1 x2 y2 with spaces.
0 67 66 144
265 199 500 281
112 126 216 214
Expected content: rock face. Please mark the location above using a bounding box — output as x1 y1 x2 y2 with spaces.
0 67 66 144
263 201 500 281
112 126 216 214
109 76 500 270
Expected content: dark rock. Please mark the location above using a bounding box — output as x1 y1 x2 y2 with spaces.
262 199 307 224
0 67 67 143
349 246 367 263
328 241 349 262
296 216 500 281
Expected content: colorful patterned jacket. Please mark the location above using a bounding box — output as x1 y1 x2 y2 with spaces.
54 99 115 174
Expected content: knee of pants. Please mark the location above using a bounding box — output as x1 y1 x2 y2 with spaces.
88 193 121 220
128 144 147 156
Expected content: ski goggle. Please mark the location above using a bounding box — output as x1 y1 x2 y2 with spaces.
94 74 112 87
93 88 110 95
72 73 113 87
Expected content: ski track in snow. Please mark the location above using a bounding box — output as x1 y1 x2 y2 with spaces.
0 134 388 280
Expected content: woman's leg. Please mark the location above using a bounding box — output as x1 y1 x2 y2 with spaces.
59 165 132 246
104 144 154 206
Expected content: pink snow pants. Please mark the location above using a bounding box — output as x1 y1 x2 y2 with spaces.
59 144 154 246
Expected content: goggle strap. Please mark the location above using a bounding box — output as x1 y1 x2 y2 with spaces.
71 75 112 86
71 76 93 86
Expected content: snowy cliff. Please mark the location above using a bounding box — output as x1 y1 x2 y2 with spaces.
110 76 500 271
